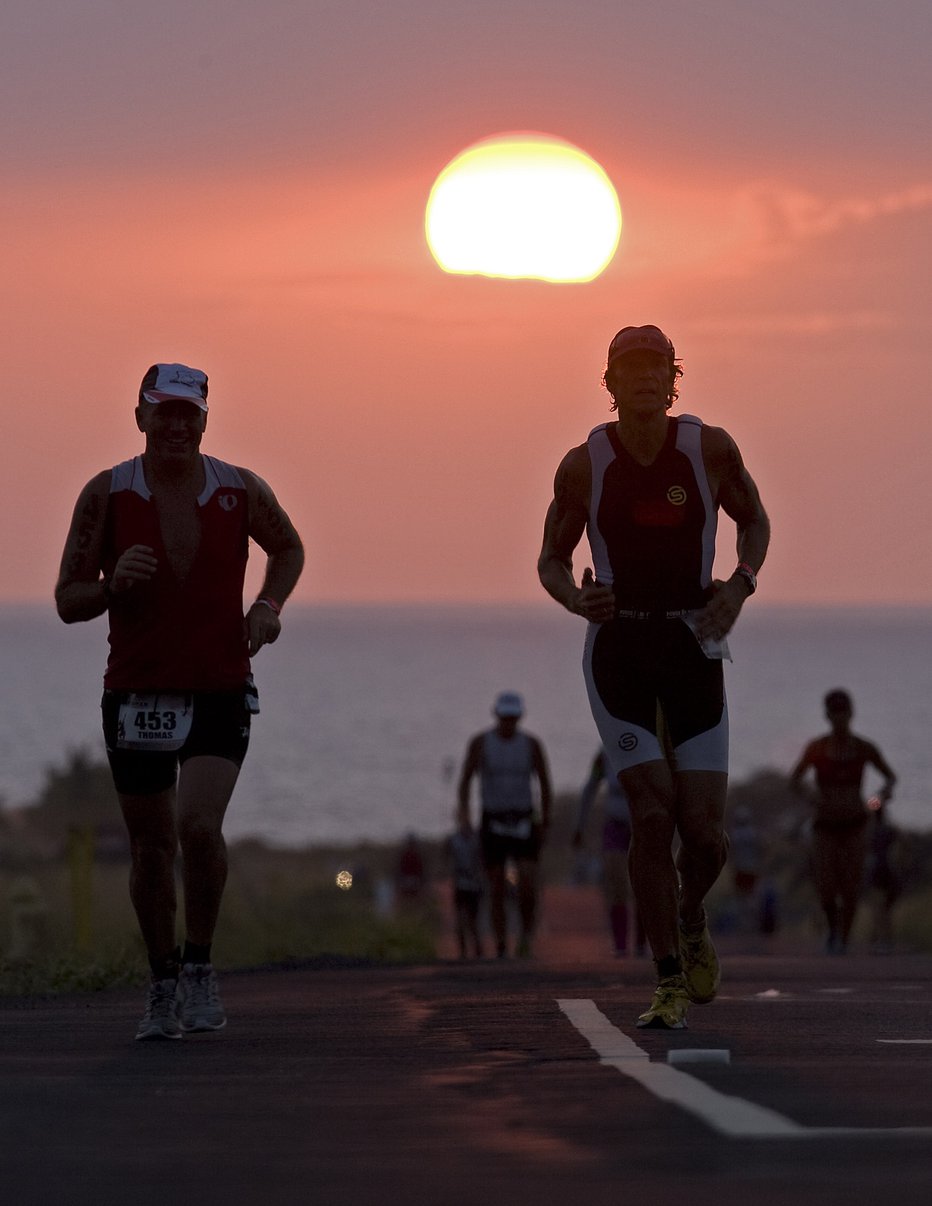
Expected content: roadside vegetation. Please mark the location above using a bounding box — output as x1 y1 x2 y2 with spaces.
1 750 930 995
0 749 439 995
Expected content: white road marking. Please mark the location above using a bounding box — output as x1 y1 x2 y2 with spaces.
877 1039 932 1044
557 998 932 1140
668 1048 731 1065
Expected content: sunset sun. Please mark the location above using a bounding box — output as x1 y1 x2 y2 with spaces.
425 133 622 283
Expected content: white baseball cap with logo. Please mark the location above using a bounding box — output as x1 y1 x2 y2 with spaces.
139 363 209 412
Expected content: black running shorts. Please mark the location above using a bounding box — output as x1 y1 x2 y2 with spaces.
101 688 253 796
480 816 542 868
583 617 728 776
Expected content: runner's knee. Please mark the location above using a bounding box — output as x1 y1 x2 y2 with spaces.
121 798 176 863
679 825 727 868
129 834 177 875
630 806 677 855
177 815 226 856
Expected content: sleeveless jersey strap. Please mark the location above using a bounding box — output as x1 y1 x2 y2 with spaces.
674 414 717 590
586 424 615 586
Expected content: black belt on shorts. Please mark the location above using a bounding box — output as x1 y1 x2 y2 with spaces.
615 608 693 620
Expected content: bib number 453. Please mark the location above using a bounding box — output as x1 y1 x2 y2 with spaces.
135 709 178 733
117 693 193 752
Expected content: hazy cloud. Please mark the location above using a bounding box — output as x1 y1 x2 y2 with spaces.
740 182 932 253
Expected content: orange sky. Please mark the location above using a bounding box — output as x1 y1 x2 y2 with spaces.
3 2 932 606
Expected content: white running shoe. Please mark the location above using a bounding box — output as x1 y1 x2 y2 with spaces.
177 963 227 1033
135 978 183 1041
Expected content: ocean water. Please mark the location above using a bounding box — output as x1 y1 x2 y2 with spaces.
2 603 930 845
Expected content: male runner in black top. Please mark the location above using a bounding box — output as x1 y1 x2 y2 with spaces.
538 325 770 1028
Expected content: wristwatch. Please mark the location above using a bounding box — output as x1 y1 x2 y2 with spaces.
733 564 757 596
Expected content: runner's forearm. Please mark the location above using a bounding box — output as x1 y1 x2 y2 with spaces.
256 545 305 610
538 558 583 613
735 511 770 574
55 579 109 624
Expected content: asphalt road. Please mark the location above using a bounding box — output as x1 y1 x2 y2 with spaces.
3 887 931 1206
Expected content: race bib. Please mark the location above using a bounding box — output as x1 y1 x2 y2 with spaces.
117 693 193 752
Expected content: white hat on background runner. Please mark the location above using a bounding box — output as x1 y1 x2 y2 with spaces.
493 691 524 718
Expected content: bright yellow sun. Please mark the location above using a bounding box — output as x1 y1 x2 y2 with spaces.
425 133 622 283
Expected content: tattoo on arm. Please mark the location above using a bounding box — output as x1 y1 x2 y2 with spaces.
64 492 103 581
256 488 290 544
725 473 756 521
248 473 301 555
551 462 587 552
718 439 766 529
554 464 572 510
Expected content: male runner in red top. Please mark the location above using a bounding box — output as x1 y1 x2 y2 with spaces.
56 363 305 1040
538 326 770 1028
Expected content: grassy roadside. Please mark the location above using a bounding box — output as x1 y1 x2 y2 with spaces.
0 840 442 996
0 749 447 994
2 753 931 995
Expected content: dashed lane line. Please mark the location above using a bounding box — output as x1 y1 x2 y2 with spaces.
557 998 932 1140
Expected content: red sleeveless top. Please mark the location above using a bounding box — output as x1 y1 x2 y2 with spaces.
102 455 250 690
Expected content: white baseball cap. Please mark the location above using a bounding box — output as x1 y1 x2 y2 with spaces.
139 363 209 411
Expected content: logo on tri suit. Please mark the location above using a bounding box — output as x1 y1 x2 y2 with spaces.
666 485 687 506
218 493 238 511
618 732 638 752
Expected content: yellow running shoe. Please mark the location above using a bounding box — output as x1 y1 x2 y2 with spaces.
636 974 689 1029
679 917 720 1004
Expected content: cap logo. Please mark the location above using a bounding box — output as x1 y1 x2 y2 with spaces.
169 368 201 390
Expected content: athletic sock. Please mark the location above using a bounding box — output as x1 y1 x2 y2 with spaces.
182 940 212 967
150 946 181 981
